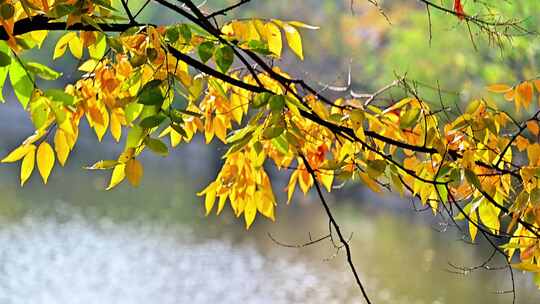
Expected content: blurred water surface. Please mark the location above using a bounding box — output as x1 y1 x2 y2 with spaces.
0 161 539 304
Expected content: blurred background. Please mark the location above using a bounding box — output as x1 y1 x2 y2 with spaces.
0 0 540 303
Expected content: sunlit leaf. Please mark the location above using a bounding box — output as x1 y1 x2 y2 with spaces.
20 145 36 186
107 164 126 190
36 141 55 184
125 158 143 187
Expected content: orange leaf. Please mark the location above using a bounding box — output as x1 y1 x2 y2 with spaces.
486 84 512 93
527 121 540 137
516 82 534 109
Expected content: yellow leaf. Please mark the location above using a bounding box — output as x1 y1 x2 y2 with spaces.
287 170 298 203
1 144 34 163
478 199 500 234
199 181 217 215
265 22 282 57
125 158 143 187
256 191 275 221
287 21 320 30
354 126 366 142
298 168 312 194
359 172 381 193
486 84 512 93
23 130 47 146
213 116 227 143
469 211 478 242
110 110 122 142
217 195 228 215
84 160 119 170
68 34 83 59
36 142 55 184
511 263 540 273
170 129 182 147
244 200 257 229
20 145 36 186
319 171 334 192
78 59 99 72
107 164 126 190
53 32 76 60
30 30 48 48
54 130 70 166
276 21 303 60
94 108 109 141
204 117 215 143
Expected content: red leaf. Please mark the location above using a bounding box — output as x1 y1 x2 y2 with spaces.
454 0 465 20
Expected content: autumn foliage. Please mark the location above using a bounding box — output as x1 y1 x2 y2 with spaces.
0 0 540 298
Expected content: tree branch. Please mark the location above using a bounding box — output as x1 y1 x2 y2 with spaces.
206 0 251 19
300 153 372 304
0 15 136 40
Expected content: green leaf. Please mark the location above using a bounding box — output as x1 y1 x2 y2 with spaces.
93 0 117 11
262 126 284 140
269 95 285 112
81 15 103 32
125 102 143 123
466 100 482 114
145 138 169 156
88 34 107 59
400 107 421 129
178 24 192 42
44 89 74 106
366 159 386 177
224 132 252 157
169 109 184 123
9 59 33 109
26 62 62 80
0 41 10 102
247 40 271 55
436 184 448 204
226 127 254 144
253 92 271 108
126 125 144 148
285 95 310 112
170 123 187 137
215 45 234 73
175 108 202 118
198 42 215 63
139 114 166 129
0 48 11 67
0 3 14 19
165 26 180 43
47 4 75 18
464 169 481 189
0 65 7 102
137 80 164 106
129 53 147 67
107 36 124 53
30 97 50 129
271 135 289 154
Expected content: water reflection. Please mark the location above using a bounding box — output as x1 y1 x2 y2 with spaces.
0 199 537 304
0 130 538 303
0 209 359 304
